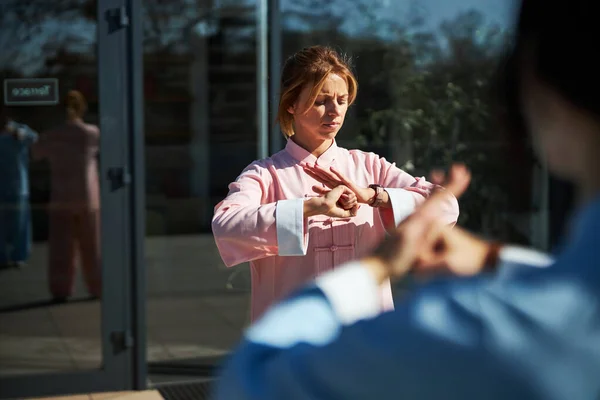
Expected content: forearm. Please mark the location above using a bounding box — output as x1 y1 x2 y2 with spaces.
364 228 510 287
380 190 392 208
365 240 555 287
212 204 280 266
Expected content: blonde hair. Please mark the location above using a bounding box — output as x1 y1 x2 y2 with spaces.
276 46 358 138
64 90 87 119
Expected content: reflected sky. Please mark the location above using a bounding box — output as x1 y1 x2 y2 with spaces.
0 0 516 76
387 0 514 29
0 1 96 76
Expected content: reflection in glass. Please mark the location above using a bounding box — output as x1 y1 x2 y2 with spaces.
143 0 256 379
0 117 37 271
0 0 102 375
32 90 101 302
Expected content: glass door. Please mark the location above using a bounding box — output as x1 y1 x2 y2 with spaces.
0 0 140 397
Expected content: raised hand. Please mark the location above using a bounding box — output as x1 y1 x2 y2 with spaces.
303 163 374 204
412 225 497 278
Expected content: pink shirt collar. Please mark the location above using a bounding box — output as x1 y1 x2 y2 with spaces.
284 138 339 166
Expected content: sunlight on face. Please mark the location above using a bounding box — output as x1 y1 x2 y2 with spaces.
288 73 349 149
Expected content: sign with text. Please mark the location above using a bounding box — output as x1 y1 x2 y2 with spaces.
3 78 59 106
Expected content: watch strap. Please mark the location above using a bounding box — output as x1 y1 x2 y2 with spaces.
368 184 385 208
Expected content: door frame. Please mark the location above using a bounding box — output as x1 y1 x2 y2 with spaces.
0 0 146 397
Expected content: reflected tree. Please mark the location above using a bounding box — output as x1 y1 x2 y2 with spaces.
354 11 530 241
0 0 96 76
282 5 530 242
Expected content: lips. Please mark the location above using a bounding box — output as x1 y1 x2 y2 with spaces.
322 122 340 128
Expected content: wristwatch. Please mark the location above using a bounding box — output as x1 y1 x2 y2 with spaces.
368 184 385 208
484 241 504 270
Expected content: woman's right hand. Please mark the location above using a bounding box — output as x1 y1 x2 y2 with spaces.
303 185 359 218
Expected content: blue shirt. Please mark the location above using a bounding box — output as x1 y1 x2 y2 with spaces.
215 196 600 400
0 123 38 197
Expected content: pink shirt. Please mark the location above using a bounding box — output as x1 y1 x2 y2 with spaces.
212 140 459 321
33 121 100 210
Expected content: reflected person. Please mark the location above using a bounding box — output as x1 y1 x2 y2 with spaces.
0 107 38 270
33 90 101 300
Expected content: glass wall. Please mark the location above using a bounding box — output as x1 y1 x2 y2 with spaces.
0 0 103 376
143 0 257 379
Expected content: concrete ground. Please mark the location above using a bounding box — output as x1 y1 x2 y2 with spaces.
0 234 250 378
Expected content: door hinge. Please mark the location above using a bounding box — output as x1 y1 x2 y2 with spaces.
106 6 129 31
107 166 132 190
111 330 134 353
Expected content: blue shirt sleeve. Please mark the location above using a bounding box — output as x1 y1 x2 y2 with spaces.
16 123 38 145
214 240 600 399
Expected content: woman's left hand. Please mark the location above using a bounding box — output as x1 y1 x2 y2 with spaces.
303 163 374 204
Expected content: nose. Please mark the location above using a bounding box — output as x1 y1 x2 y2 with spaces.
327 102 342 117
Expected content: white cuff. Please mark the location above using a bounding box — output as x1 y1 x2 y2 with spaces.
316 261 381 325
498 245 554 268
385 188 417 226
276 198 308 256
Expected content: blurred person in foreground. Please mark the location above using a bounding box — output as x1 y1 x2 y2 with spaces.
214 0 600 398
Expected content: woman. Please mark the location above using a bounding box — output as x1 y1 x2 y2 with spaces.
215 0 600 398
212 45 459 321
33 90 101 300
0 108 38 269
